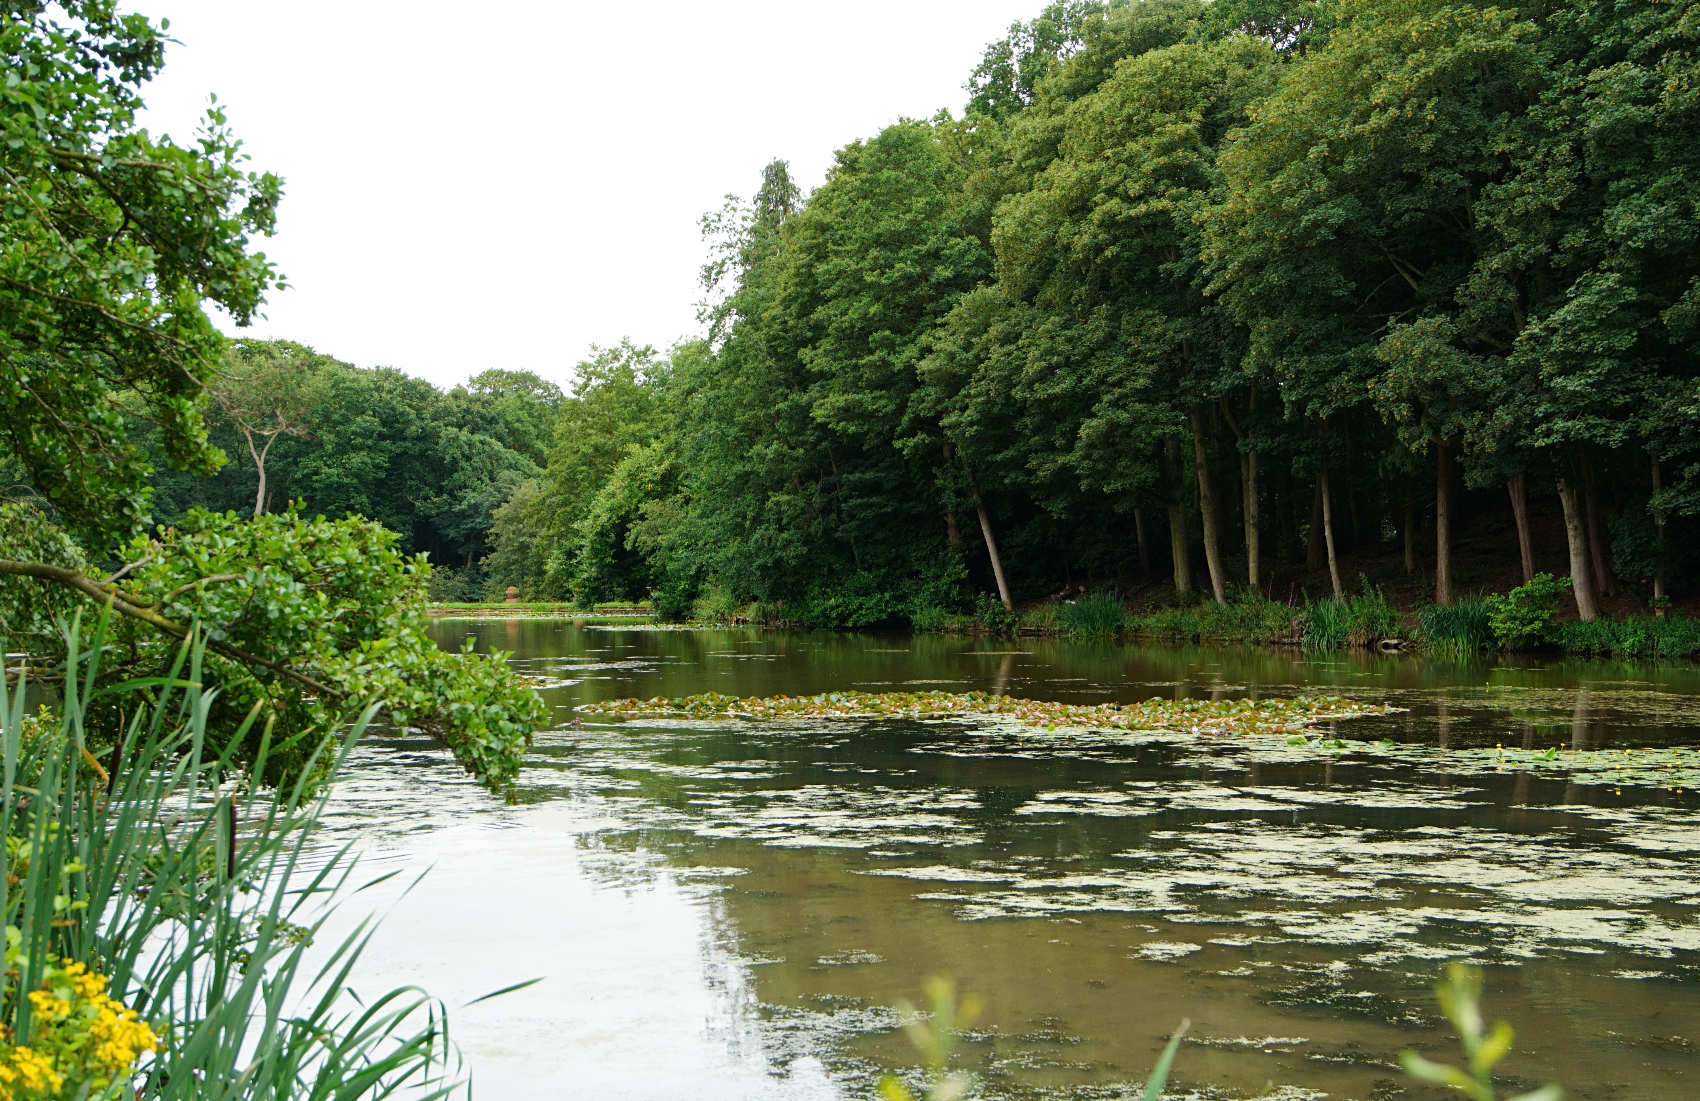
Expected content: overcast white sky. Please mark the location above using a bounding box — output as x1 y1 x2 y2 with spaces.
129 1 1044 390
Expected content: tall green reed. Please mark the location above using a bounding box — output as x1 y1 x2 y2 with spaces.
2 612 464 1099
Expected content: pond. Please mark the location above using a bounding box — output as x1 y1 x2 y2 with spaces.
314 622 1700 1099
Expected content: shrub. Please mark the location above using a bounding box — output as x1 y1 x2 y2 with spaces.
1484 573 1569 650
651 574 694 622
691 581 742 624
974 593 1019 635
1558 614 1700 659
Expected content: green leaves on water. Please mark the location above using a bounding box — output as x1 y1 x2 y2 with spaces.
578 689 1399 738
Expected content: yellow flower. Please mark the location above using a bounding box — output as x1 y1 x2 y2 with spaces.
26 989 70 1020
7 1046 64 1094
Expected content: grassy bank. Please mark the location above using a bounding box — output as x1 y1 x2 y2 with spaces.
905 576 1700 660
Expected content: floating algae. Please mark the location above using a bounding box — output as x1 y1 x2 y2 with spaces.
576 689 1400 738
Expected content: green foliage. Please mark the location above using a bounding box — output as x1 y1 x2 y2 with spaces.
877 977 982 1101
1125 592 1297 644
1557 615 1700 660
1484 573 1570 650
1399 964 1562 1101
0 1 280 543
650 574 694 624
1 505 543 795
2 625 465 1098
1419 599 1496 658
1303 581 1398 650
1059 591 1124 636
973 593 1020 635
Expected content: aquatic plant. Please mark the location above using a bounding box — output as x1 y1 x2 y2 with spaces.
579 689 1399 738
1400 963 1561 1101
1420 599 1495 657
1304 580 1399 650
1059 592 1125 637
884 964 1556 1101
877 978 981 1101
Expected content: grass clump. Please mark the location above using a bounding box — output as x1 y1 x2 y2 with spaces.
1302 580 1399 650
1419 598 1495 658
1123 593 1296 645
1059 591 1124 637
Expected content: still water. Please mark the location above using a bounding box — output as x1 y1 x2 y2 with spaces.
315 622 1700 1099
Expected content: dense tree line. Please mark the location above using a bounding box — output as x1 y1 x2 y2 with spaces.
485 0 1697 624
125 0 1700 626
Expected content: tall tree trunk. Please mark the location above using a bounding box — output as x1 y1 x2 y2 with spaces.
1318 466 1345 600
1190 407 1228 606
1164 437 1192 595
961 459 1012 612
1652 458 1667 614
1556 472 1598 621
1435 440 1454 606
1134 507 1151 578
1580 453 1616 597
1403 494 1417 574
1306 480 1324 572
1218 397 1260 591
1167 503 1192 595
1506 471 1534 582
1243 450 1261 592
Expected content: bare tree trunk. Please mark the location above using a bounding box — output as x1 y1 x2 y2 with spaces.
1190 407 1228 606
944 510 962 551
1507 470 1534 582
1557 472 1598 621
1318 467 1345 600
963 463 1013 612
1435 440 1454 606
1134 507 1151 578
1580 452 1615 596
245 427 284 519
1652 458 1667 614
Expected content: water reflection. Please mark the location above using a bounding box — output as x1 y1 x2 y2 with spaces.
320 623 1700 1099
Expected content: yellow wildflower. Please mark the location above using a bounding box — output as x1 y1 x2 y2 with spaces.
26 989 70 1020
7 1046 64 1094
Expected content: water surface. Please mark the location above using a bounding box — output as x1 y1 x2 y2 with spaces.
319 623 1700 1099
